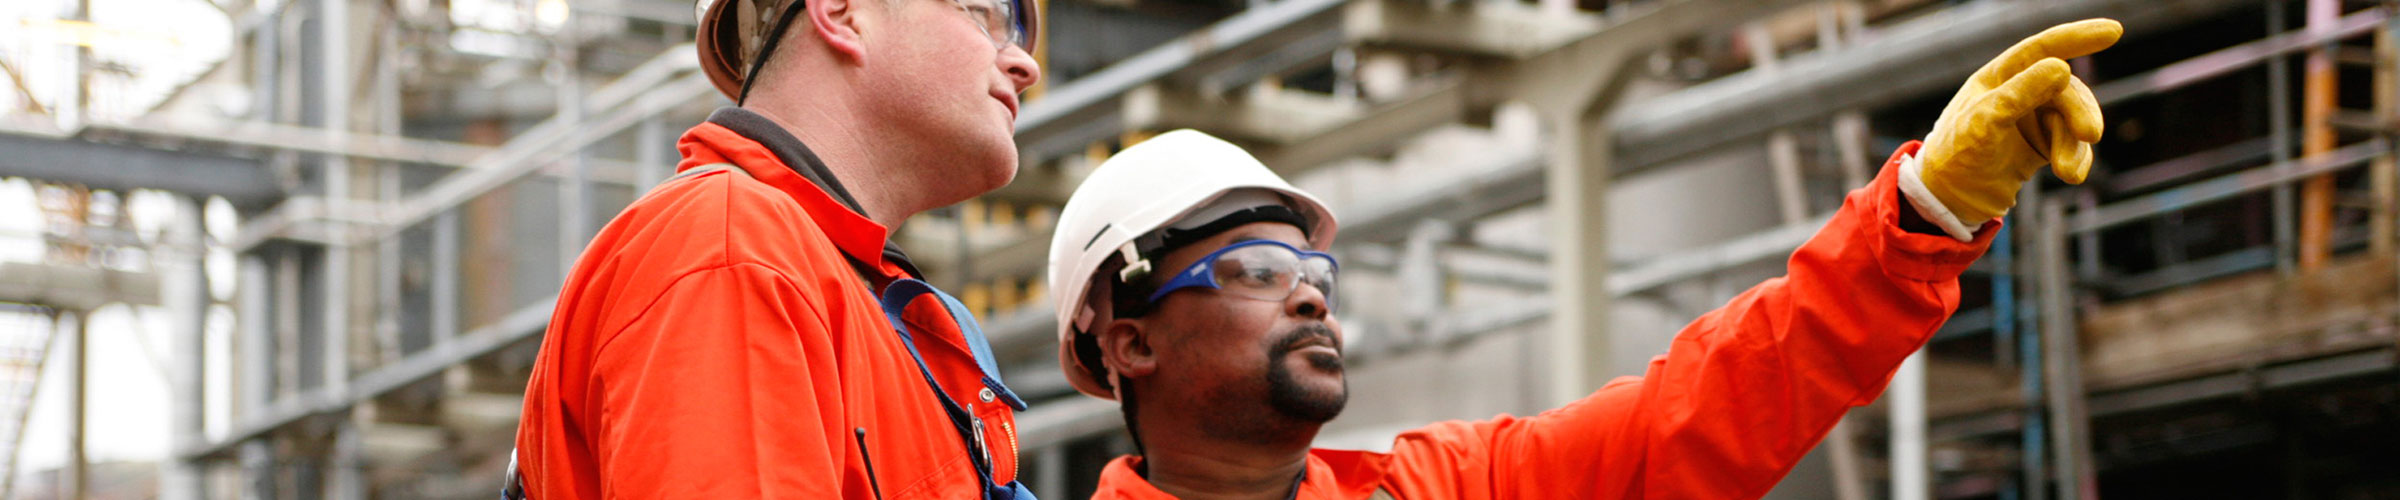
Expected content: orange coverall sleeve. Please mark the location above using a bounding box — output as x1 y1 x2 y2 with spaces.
590 263 848 498
1381 143 1996 499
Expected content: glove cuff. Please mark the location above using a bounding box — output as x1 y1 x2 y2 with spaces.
1898 147 1988 242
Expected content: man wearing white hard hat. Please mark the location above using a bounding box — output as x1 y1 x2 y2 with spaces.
511 0 1044 497
1047 19 2120 499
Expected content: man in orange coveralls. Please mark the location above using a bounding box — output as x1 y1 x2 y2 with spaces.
509 0 1044 496
1041 20 2120 499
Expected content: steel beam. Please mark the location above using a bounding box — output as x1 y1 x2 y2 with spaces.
0 262 162 310
2090 7 2385 104
2073 139 2388 233
1126 84 1365 146
1610 0 2251 174
0 132 282 206
1250 77 1471 176
183 295 555 461
1012 0 1346 165
377 72 714 237
1344 0 1597 59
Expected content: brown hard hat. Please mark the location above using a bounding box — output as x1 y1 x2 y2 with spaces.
696 0 1036 103
695 0 802 102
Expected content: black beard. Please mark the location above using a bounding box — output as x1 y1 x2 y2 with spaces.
1263 322 1347 423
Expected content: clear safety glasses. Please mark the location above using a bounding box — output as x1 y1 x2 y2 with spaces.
947 0 1036 52
1146 240 1340 311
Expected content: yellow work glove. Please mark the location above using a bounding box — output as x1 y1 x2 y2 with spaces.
1905 19 2122 240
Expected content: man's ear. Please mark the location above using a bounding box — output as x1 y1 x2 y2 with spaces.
805 0 869 63
1099 319 1158 379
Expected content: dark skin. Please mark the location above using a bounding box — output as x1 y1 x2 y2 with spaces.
1089 193 1947 500
1093 221 1342 500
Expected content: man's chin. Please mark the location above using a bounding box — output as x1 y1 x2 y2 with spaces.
1268 370 1348 423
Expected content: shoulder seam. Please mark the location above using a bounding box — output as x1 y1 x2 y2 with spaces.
590 261 811 358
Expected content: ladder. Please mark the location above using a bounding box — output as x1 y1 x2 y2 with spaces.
0 310 57 500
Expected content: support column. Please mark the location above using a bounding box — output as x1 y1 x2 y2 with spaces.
432 212 461 343
2299 0 2339 270
2371 13 2396 255
636 117 670 189
2268 0 2298 276
1890 350 1928 500
1035 446 1066 498
243 439 278 500
1824 417 1867 500
557 31 593 273
64 311 87 500
2039 200 2096 500
1536 109 1615 409
2013 181 2049 500
326 422 365 499
313 0 355 400
166 196 210 500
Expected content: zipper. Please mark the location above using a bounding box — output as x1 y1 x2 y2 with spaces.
1000 420 1019 480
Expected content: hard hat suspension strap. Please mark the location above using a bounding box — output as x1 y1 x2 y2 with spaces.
737 0 811 105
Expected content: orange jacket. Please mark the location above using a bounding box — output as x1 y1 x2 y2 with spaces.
515 108 1023 499
1090 142 1996 499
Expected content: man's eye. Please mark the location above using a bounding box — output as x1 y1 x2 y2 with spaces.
1241 268 1280 286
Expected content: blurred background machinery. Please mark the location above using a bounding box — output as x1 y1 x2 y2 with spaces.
0 0 2395 498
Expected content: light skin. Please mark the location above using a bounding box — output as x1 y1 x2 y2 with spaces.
741 0 1043 229
1093 221 1347 500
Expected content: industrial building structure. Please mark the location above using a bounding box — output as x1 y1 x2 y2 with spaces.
0 0 2394 498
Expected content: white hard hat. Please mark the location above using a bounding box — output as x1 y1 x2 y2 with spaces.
1046 129 1337 400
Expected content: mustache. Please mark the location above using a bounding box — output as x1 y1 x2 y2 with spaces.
1269 322 1341 355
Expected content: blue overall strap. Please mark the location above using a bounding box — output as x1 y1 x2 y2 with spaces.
920 285 1030 411
876 279 1040 500
876 280 988 465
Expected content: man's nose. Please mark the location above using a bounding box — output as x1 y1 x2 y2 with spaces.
997 45 1042 94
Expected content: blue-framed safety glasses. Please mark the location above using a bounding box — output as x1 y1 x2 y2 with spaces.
1146 240 1339 311
950 0 1037 51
